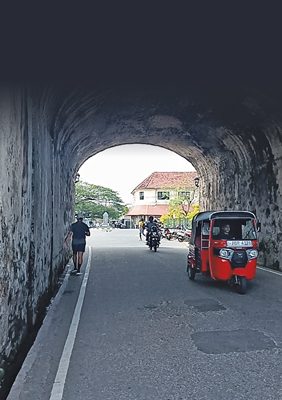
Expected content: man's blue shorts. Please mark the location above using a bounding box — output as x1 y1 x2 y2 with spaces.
72 243 86 253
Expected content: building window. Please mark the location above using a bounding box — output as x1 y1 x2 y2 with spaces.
157 191 170 200
178 191 190 198
139 191 144 200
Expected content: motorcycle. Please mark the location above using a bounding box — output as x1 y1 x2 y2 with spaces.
162 227 172 240
187 211 259 294
147 225 161 251
177 228 192 242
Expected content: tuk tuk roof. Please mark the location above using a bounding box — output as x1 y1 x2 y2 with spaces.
209 211 256 220
193 210 256 224
193 211 214 223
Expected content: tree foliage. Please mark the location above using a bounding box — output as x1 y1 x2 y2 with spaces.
168 186 196 217
75 181 126 220
160 185 199 226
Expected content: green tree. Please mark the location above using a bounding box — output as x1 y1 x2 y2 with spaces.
75 181 125 220
162 185 199 227
167 186 193 217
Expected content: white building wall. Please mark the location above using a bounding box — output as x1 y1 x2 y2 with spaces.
134 189 157 205
133 189 175 205
133 188 197 207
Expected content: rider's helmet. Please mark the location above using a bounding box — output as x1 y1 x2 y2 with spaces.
149 216 154 222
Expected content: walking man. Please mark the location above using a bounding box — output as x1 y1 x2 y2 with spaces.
139 218 145 240
64 214 90 275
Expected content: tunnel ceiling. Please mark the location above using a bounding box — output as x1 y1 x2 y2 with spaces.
4 0 282 180
43 81 282 179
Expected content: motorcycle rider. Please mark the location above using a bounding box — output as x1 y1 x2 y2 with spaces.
145 216 158 244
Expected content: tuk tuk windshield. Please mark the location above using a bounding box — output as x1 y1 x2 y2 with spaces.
212 219 257 240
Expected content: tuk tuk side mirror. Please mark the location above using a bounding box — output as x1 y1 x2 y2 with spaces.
256 222 261 232
202 222 210 236
212 226 220 236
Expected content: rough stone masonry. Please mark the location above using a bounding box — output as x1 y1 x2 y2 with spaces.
1 81 282 388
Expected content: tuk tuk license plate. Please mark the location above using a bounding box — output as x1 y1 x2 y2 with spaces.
227 240 252 247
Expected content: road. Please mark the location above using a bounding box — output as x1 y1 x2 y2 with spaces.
7 229 282 400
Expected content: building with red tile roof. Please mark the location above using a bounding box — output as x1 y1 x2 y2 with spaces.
125 172 199 227
132 171 198 192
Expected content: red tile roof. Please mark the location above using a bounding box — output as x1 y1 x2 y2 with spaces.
126 205 169 217
132 171 198 193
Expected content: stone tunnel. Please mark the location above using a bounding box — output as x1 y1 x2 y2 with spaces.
1 81 282 386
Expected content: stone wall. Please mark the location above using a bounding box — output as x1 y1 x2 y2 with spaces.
198 122 282 269
0 87 72 387
0 86 32 367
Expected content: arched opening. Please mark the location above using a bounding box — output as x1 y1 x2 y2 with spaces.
76 144 198 230
78 144 196 205
44 81 282 270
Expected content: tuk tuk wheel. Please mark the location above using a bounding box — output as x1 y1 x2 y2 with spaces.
188 265 196 280
236 276 247 295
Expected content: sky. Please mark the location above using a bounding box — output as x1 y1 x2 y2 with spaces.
78 144 196 205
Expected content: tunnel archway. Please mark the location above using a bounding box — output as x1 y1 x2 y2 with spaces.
1 81 282 391
51 81 282 239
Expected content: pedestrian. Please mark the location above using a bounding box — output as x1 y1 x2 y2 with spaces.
63 213 90 275
139 218 144 240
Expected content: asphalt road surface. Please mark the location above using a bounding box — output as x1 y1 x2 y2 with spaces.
7 229 282 400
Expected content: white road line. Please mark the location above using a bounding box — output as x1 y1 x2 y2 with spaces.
257 265 282 276
49 247 92 400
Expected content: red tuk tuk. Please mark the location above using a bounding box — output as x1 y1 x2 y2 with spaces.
187 211 259 294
